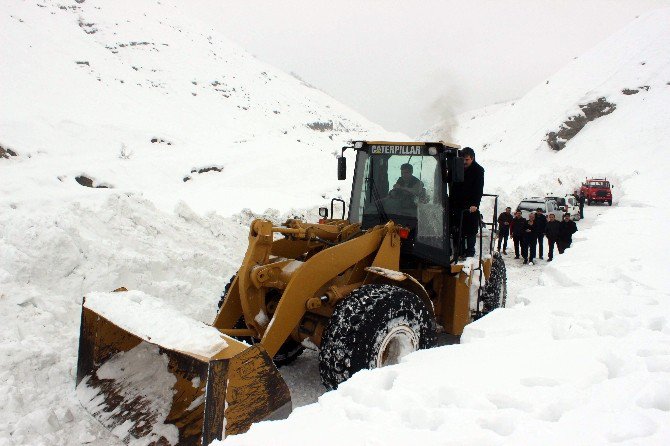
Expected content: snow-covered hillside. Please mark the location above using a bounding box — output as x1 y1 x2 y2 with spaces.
1 0 403 216
223 10 670 446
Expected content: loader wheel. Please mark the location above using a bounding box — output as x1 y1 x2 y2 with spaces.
217 275 304 367
319 284 436 390
481 251 507 314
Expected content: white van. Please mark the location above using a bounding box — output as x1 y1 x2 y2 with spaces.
545 194 581 220
516 197 563 220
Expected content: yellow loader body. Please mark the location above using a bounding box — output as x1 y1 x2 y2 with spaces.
75 140 506 445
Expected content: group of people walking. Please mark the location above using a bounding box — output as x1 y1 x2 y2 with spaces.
496 207 578 265
445 146 581 264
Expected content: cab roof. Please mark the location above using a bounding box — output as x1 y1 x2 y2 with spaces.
362 140 461 149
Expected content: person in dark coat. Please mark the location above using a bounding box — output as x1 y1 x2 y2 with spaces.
558 213 578 253
578 193 585 219
510 210 527 259
390 163 424 211
522 212 539 264
545 213 561 261
449 147 484 259
534 207 547 260
497 207 513 254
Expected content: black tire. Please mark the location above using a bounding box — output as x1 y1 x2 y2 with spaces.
319 284 437 390
608 200 612 206
587 199 592 206
217 274 304 367
481 251 507 314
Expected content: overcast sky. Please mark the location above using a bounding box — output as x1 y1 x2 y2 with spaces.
190 0 670 136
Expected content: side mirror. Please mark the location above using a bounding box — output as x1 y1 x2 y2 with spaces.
318 207 329 218
611 185 614 189
448 157 465 183
337 157 347 180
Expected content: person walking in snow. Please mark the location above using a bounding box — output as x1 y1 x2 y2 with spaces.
522 212 539 265
578 192 585 219
558 213 578 253
510 210 527 260
449 147 484 259
534 207 547 260
545 213 560 261
497 207 513 254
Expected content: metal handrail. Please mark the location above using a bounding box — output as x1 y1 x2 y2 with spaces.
473 194 499 317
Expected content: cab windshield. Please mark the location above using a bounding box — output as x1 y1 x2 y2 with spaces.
349 151 444 248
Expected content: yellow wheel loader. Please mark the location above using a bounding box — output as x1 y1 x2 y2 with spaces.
76 141 506 445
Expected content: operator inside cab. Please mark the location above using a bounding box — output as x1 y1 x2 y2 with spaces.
380 163 425 217
390 163 424 205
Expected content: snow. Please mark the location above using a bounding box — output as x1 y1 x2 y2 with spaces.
76 342 179 446
1 1 669 445
84 290 229 357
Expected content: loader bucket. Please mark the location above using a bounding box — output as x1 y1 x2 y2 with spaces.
76 291 291 445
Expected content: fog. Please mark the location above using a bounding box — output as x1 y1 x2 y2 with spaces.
188 0 670 136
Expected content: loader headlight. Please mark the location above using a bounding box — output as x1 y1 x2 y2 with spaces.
428 146 438 155
354 141 364 149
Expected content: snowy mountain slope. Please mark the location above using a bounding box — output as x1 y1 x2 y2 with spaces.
223 10 670 446
0 0 403 216
421 9 670 212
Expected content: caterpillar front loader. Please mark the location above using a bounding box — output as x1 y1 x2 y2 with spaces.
76 141 506 445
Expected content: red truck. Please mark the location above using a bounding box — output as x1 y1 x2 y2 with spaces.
579 178 613 205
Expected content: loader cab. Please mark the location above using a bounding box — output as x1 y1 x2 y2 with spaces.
343 141 463 267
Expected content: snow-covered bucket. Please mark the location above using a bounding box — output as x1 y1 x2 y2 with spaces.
75 289 291 445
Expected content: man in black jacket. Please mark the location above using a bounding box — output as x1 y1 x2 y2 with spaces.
545 213 560 261
497 207 513 254
510 210 527 259
534 207 547 260
449 147 485 259
558 213 578 253
578 193 585 219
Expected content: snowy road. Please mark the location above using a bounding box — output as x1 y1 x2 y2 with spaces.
280 206 609 409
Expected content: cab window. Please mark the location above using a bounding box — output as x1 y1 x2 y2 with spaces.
350 153 444 249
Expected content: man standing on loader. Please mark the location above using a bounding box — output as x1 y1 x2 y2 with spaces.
449 147 485 259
